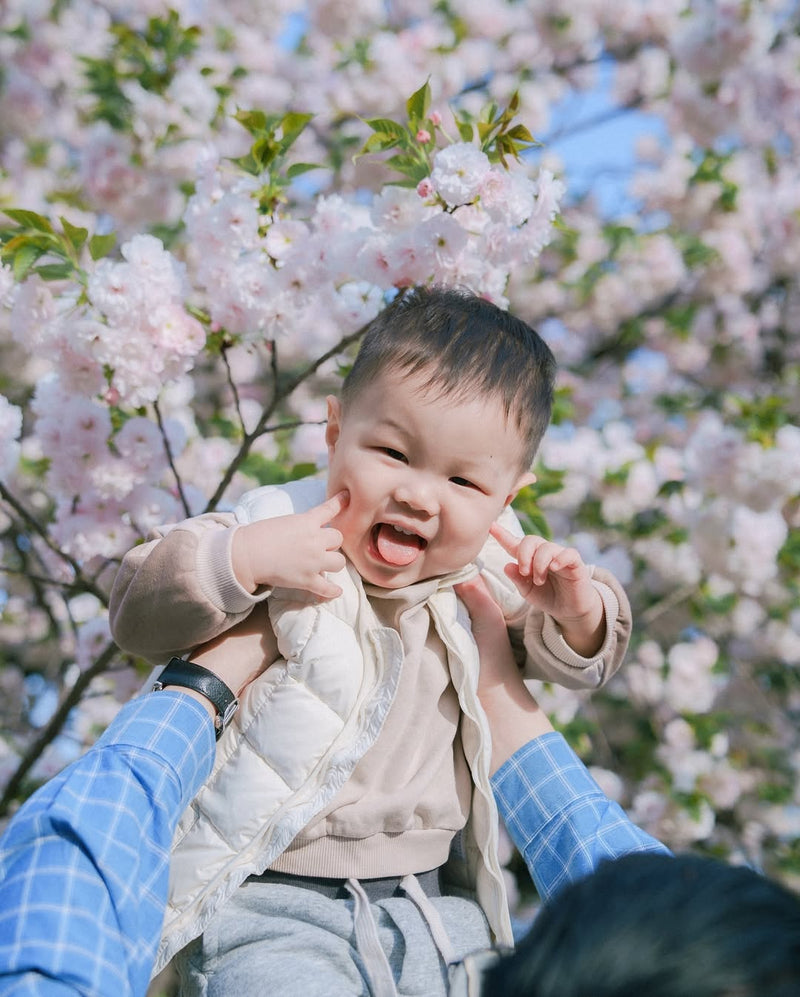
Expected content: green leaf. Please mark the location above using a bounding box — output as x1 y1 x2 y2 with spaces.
205 326 234 354
492 136 516 166
4 20 32 41
728 393 790 444
506 123 538 145
456 120 474 143
530 465 566 500
2 209 54 233
477 119 499 144
89 232 117 260
550 386 575 425
406 80 431 123
286 162 321 179
365 117 408 141
514 505 552 540
604 464 631 486
19 454 50 477
60 217 89 253
278 111 313 147
482 101 500 125
229 152 261 176
356 132 401 160
234 108 268 134
2 232 59 255
251 135 279 169
240 453 320 486
778 527 800 574
383 153 428 182
34 262 76 281
512 483 555 539
680 237 718 269
290 462 318 480
12 243 44 281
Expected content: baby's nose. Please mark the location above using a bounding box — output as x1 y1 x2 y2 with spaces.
393 474 439 516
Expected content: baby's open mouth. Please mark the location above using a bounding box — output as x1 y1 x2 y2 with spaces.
372 523 427 567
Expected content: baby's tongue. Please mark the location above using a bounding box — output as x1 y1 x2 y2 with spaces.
375 524 424 566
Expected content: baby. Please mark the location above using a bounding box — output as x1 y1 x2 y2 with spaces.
110 286 632 996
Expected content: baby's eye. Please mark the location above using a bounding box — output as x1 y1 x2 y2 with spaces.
382 447 408 463
450 476 479 490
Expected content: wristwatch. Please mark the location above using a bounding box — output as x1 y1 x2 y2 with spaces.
152 657 239 740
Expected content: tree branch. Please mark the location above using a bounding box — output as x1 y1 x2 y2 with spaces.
0 640 120 816
221 341 247 435
153 399 192 519
0 481 107 604
204 323 367 511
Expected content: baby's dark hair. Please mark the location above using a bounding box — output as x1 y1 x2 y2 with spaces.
341 286 556 470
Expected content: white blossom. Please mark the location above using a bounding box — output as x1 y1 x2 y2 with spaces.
430 143 492 207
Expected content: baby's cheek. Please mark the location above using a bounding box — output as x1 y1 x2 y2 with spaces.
456 526 489 563
336 517 360 554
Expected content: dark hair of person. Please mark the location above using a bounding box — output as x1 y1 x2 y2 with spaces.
483 853 800 997
341 286 557 471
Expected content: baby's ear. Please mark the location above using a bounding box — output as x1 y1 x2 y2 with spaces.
504 470 536 507
325 395 342 448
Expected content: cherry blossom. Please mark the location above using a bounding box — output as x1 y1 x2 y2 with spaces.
0 396 22 478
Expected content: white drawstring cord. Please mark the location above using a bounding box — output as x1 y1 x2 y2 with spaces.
345 878 400 997
344 873 460 996
399 874 458 968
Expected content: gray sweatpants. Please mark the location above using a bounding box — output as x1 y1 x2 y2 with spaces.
175 877 492 997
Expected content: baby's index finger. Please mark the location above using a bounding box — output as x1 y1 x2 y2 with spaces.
489 520 520 556
316 489 349 523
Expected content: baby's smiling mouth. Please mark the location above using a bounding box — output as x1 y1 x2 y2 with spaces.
371 523 428 566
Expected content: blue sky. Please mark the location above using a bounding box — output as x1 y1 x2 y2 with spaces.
275 11 668 219
538 62 668 217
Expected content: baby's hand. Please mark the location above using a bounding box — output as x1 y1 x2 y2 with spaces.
489 521 605 657
233 490 349 600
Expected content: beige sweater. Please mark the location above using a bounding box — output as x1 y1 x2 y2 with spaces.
270 580 472 878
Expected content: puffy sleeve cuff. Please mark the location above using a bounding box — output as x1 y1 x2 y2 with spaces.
195 524 273 615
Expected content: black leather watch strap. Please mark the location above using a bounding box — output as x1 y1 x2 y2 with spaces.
152 657 239 740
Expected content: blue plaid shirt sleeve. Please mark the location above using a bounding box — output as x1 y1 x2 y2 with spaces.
0 691 215 997
491 731 670 904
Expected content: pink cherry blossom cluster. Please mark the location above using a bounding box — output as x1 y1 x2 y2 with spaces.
1 233 203 563
180 143 562 357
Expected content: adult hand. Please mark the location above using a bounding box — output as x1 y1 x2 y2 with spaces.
456 574 553 773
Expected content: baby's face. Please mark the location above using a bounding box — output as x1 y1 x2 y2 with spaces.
325 368 533 589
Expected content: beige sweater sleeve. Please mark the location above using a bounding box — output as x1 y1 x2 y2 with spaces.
109 512 271 664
